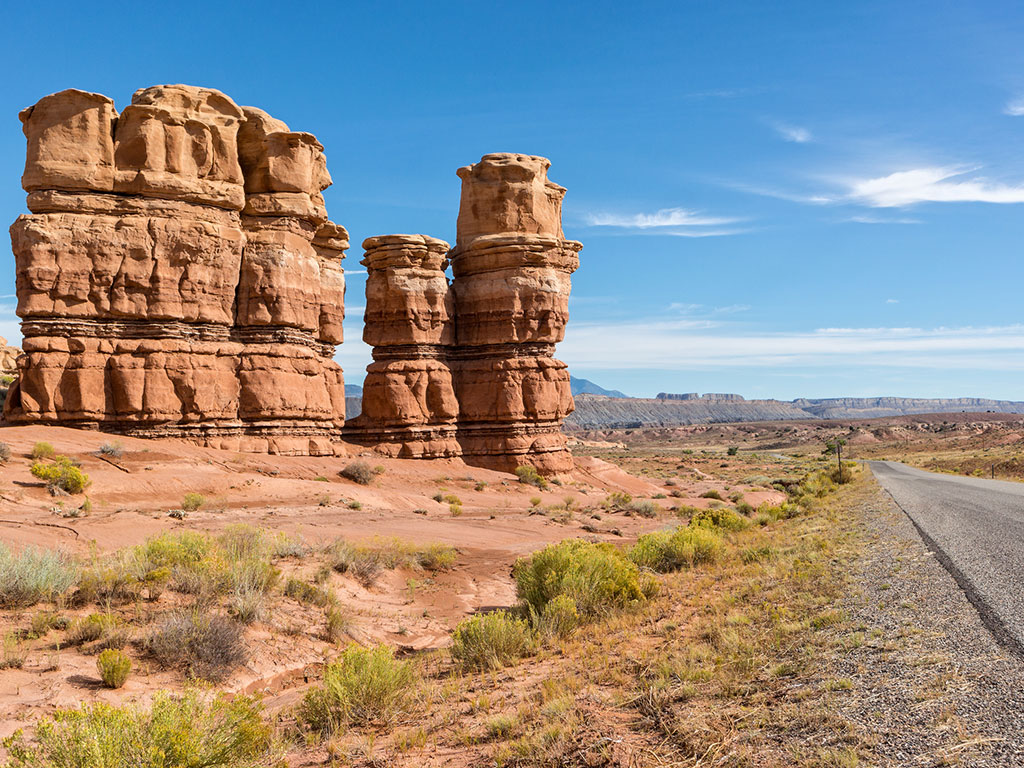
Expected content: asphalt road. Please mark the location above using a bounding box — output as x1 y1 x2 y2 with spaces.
871 461 1024 654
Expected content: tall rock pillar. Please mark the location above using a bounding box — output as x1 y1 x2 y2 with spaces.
234 108 346 454
345 235 460 457
449 153 581 474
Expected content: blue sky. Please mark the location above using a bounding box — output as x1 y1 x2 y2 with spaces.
4 1 1024 399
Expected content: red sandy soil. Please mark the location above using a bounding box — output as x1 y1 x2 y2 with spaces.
0 425 789 735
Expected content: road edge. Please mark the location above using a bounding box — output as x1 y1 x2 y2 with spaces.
871 464 1024 659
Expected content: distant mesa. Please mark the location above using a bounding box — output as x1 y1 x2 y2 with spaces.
656 392 745 402
2 86 581 474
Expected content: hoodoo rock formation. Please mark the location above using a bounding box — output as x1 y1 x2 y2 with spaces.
4 87 582 472
448 154 581 473
3 86 346 454
344 234 460 458
344 155 581 472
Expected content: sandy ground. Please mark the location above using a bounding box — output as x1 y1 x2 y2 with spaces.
0 425 788 735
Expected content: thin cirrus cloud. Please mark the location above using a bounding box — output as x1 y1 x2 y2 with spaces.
1004 97 1024 116
771 121 812 143
583 207 747 237
558 320 1024 371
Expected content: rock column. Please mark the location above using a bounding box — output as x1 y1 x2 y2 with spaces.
449 153 581 474
345 235 460 457
6 86 247 437
4 86 347 454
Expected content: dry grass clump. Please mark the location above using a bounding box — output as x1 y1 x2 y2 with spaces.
688 506 749 532
30 441 54 459
98 441 124 459
96 649 131 688
629 526 723 572
450 611 537 670
181 492 205 512
698 489 723 500
3 691 274 768
65 613 128 651
339 461 376 485
0 543 77 608
146 609 245 682
1 631 26 669
0 442 10 463
513 539 655 620
300 644 418 733
327 537 456 586
626 499 659 518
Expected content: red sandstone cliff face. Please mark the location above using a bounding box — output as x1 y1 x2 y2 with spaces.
3 86 346 455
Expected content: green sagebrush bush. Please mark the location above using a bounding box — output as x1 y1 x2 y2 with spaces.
450 611 536 670
97 649 131 688
300 644 417 733
629 526 723 572
512 539 655 619
0 543 77 608
30 456 90 495
2 690 274 768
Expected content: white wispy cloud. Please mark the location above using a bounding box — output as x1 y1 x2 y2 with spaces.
847 214 921 225
559 321 1024 370
1005 97 1024 116
772 122 812 143
846 166 1024 207
585 207 740 228
886 298 900 304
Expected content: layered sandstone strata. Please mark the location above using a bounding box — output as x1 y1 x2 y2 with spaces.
345 235 460 457
449 154 581 473
3 86 346 454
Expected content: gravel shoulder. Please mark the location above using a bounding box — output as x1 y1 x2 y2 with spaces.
826 473 1024 766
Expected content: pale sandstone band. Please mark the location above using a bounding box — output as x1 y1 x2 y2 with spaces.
4 86 580 473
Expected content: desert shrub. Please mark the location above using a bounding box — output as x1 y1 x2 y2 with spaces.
602 491 633 510
0 543 77 608
474 481 488 491
629 527 723 572
449 503 463 517
340 461 375 485
324 606 350 643
698 490 723 500
269 531 309 559
432 492 444 503
30 441 55 460
515 465 548 490
181 492 205 512
689 506 750 532
327 540 381 586
147 610 245 681
228 567 270 625
450 611 537 670
65 613 125 649
31 456 90 495
728 491 744 503
512 539 653 618
415 543 457 571
2 691 273 768
627 500 658 518
348 500 362 510
0 442 10 463
300 644 418 733
727 446 739 456
96 649 131 688
757 502 801 521
284 577 336 608
29 611 65 639
1 631 26 669
736 500 754 515
529 496 542 507
98 442 124 459
536 594 579 639
442 493 461 505
827 461 859 485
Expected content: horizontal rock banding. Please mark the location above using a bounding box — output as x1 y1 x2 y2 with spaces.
3 85 346 455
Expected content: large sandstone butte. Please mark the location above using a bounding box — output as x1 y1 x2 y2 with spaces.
3 86 347 455
4 86 581 472
348 154 581 473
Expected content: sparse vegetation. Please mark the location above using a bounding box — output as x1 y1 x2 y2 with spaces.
3 691 274 768
181 492 205 512
0 543 77 608
30 441 55 460
629 526 723 571
450 611 537 670
340 461 376 485
30 456 90 495
515 465 548 489
96 649 131 688
0 442 10 463
300 644 418 733
513 539 655 619
688 505 750 532
146 610 245 681
698 489 723 500
98 441 124 459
